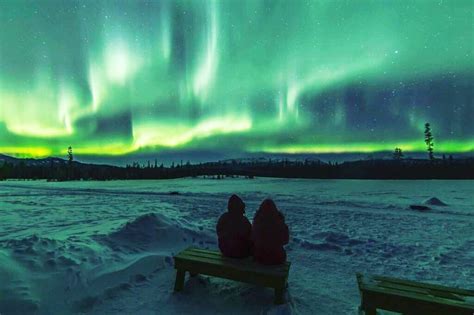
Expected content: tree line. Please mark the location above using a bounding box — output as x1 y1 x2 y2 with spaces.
1 122 472 180
0 154 472 181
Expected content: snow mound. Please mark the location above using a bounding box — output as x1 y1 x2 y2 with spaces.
101 213 216 252
3 235 88 271
6 235 58 255
104 213 188 248
423 197 448 206
0 250 39 314
69 254 169 313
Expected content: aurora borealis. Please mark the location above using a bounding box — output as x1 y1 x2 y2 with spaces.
0 0 473 158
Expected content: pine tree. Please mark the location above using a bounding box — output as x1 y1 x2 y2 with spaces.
67 146 74 180
67 146 73 164
424 123 434 160
393 147 403 160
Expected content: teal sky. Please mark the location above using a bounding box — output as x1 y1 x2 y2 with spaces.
0 0 473 158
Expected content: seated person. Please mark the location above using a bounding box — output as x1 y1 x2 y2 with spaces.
216 194 253 258
252 199 289 265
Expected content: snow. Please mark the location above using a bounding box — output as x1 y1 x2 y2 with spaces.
0 178 473 314
423 197 448 206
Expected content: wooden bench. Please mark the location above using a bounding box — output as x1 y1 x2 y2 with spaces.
173 247 291 304
356 273 474 315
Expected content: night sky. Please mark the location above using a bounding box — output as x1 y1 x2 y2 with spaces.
0 0 473 159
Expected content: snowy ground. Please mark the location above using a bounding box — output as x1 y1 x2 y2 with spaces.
0 178 473 315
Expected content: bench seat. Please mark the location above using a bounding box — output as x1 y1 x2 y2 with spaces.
173 247 291 304
356 273 474 315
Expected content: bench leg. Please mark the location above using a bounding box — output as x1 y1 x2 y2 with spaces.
360 291 376 315
360 306 376 315
274 287 285 305
174 269 186 292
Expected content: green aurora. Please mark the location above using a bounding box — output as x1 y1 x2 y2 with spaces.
0 0 473 158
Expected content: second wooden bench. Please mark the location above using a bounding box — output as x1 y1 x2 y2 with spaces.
356 273 474 315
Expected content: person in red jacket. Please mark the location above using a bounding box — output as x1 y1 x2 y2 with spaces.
252 199 289 265
216 194 253 258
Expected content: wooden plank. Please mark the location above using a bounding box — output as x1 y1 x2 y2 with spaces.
358 273 473 315
186 247 223 257
361 288 473 315
175 254 287 280
178 250 241 262
179 252 288 274
175 258 287 288
378 281 431 295
428 289 466 302
174 256 288 283
184 247 291 271
372 275 474 297
376 281 466 302
177 252 289 275
186 247 291 267
358 273 473 304
175 253 289 276
360 285 473 310
183 250 254 267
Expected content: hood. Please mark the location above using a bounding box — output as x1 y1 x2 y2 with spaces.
228 194 245 215
255 199 284 221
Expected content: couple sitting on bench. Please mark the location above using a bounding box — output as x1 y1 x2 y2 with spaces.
216 194 289 265
173 194 291 304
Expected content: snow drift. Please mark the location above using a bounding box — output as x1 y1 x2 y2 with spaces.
423 197 448 206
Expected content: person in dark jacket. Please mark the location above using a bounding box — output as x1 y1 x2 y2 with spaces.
216 194 253 258
252 199 289 265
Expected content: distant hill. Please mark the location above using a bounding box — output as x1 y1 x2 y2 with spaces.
0 154 68 166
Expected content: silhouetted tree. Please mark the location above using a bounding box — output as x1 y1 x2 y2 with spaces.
67 146 73 164
393 147 404 160
424 123 434 160
67 146 74 180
